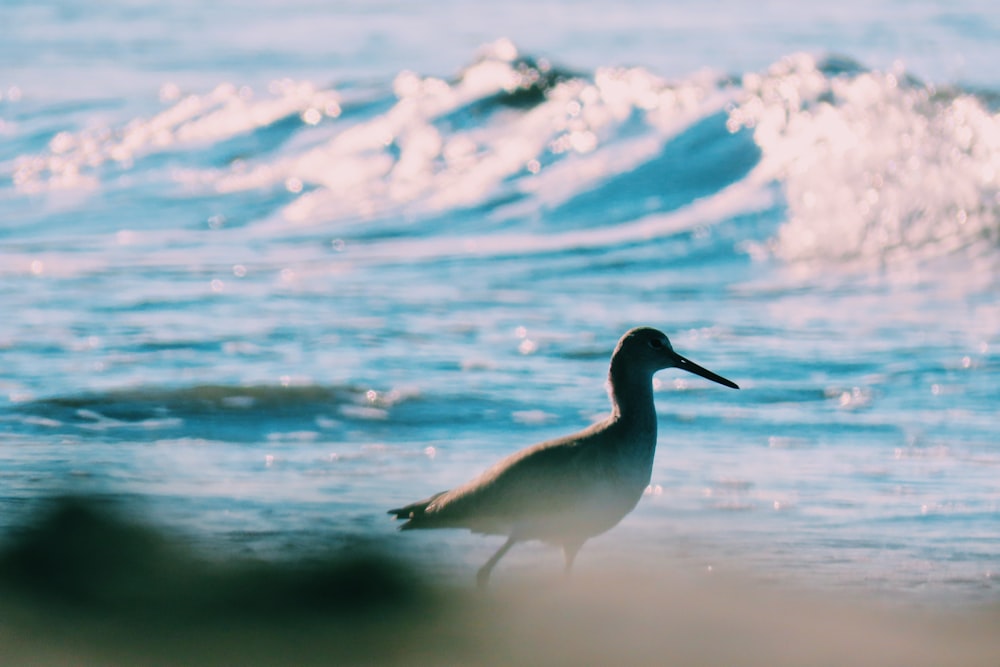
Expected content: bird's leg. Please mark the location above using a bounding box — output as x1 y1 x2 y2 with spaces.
477 536 517 589
562 539 584 577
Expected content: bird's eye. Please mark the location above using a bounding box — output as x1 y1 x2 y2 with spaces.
648 338 664 349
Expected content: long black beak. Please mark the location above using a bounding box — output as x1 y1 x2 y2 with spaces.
674 353 739 389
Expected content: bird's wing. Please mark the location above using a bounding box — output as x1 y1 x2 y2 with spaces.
402 421 616 534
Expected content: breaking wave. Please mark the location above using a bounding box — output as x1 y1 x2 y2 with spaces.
8 41 999 270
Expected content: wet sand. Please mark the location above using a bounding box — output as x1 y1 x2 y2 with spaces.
2 497 997 666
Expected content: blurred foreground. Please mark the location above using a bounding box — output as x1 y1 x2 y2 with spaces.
1 497 997 666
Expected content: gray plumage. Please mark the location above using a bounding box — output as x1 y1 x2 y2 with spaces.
389 327 738 587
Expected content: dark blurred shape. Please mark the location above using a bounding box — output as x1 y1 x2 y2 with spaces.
1 496 177 610
0 496 427 620
494 56 576 108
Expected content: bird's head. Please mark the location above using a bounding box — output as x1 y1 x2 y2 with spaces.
614 327 739 389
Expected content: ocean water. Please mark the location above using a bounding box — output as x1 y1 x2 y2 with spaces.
1 0 998 603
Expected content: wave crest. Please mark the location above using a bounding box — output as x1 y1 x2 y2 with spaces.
734 53 1000 265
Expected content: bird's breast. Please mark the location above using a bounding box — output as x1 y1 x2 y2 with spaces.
606 425 657 483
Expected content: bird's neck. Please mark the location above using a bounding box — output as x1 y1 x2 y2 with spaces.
608 361 657 436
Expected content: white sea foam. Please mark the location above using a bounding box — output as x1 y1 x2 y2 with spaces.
733 54 1000 265
9 39 736 236
11 79 341 194
243 45 731 227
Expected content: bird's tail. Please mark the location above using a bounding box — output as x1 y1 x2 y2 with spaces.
387 491 447 530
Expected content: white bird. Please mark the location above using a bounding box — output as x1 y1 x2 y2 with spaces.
389 327 739 587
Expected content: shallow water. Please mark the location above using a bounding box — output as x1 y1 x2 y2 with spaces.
1 1 998 604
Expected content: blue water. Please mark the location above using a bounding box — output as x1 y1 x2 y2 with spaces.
2 1 998 601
